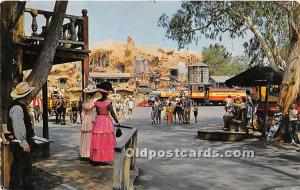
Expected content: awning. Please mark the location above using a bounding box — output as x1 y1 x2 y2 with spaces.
225 66 283 87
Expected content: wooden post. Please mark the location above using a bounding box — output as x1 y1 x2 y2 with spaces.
1 124 13 188
263 74 272 138
258 85 262 102
113 148 125 190
82 9 89 100
123 154 131 190
82 9 89 85
130 133 137 170
81 60 85 100
42 81 49 157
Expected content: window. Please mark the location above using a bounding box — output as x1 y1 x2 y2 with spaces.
198 85 204 92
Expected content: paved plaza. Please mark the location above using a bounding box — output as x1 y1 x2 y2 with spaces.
33 106 300 190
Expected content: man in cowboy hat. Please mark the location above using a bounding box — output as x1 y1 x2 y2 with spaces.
8 81 35 190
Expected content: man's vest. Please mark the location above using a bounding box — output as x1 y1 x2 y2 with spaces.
7 100 35 143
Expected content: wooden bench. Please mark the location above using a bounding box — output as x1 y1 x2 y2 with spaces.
32 136 53 158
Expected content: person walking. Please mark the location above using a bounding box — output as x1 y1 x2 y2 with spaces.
120 100 125 120
177 100 184 124
166 102 174 125
32 96 41 122
115 101 121 117
8 82 35 190
288 103 299 144
246 90 254 126
54 97 62 124
90 82 119 164
172 98 178 123
151 104 156 124
80 84 97 160
71 101 78 123
193 103 198 123
154 97 162 124
127 96 135 119
60 98 67 125
183 96 192 124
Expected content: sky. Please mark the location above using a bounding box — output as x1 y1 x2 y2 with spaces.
26 1 251 56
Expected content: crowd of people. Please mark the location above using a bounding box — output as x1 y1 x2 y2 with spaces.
223 90 299 145
114 95 136 120
149 96 198 125
5 80 300 189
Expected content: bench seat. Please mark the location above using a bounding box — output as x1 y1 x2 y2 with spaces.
32 136 53 158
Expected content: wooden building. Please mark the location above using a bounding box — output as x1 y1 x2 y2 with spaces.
187 62 210 93
1 7 90 187
209 76 231 88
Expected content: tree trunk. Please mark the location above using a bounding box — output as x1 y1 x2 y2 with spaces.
278 42 300 114
24 0 68 103
278 5 300 115
0 1 26 123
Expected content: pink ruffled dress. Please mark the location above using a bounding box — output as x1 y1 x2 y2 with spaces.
90 100 116 162
80 99 95 158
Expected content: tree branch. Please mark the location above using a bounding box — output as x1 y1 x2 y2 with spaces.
25 0 68 103
228 9 286 71
274 1 298 40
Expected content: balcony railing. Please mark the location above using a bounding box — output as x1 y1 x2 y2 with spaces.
21 8 88 50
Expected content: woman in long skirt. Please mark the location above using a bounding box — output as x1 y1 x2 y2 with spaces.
80 84 97 160
90 82 119 164
166 102 174 125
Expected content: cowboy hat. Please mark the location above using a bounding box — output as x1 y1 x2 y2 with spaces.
83 84 97 93
11 82 35 99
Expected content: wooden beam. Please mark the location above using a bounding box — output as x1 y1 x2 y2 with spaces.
263 75 272 138
82 9 89 89
23 36 85 46
42 81 50 157
1 124 12 188
81 60 85 100
258 85 262 102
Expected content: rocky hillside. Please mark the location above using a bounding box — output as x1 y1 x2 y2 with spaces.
27 36 202 100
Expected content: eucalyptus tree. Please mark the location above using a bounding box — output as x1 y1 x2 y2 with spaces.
159 1 299 114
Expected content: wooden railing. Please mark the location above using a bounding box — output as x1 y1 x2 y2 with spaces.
22 8 88 49
113 125 138 190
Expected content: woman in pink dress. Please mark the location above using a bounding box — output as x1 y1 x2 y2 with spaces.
80 84 97 160
90 82 119 164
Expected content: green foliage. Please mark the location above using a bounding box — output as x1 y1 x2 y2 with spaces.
202 44 248 76
158 1 292 65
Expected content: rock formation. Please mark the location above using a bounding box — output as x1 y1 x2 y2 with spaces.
24 36 201 101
